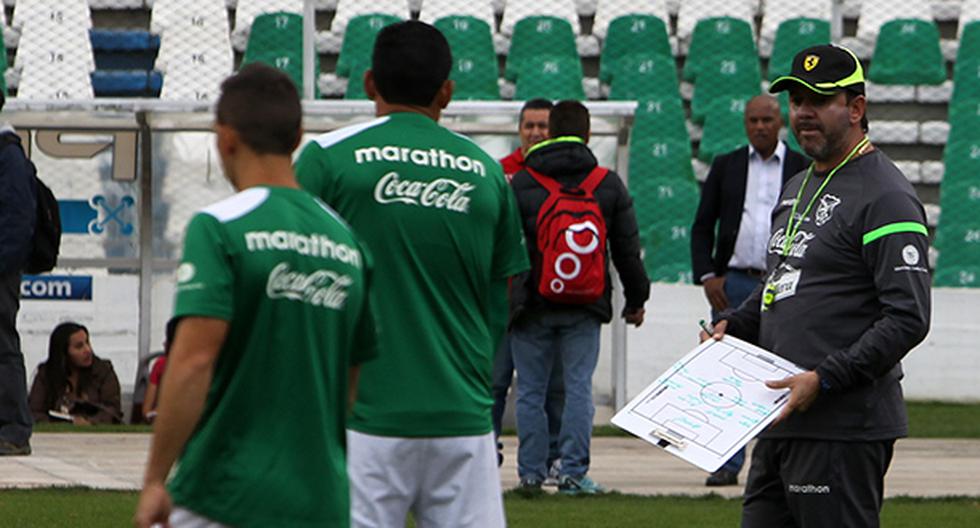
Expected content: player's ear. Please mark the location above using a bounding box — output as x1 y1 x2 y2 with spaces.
364 70 378 102
435 79 454 110
214 123 238 157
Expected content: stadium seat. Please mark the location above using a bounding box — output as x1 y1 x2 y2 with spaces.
641 220 696 279
855 0 932 46
632 97 689 144
934 222 980 266
499 0 582 36
336 14 402 79
940 140 980 187
513 54 585 101
698 96 751 163
598 15 671 84
331 0 411 37
433 16 498 99
759 0 832 56
767 18 831 81
867 19 945 86
682 17 757 82
689 55 761 123
607 52 679 102
675 0 754 45
242 12 319 95
950 23 980 113
505 16 578 82
938 180 980 225
91 70 163 97
343 61 370 99
592 0 668 40
90 29 160 71
419 0 495 28
150 0 229 35
233 0 303 40
629 151 698 227
17 62 94 99
153 0 232 78
159 43 234 101
12 0 92 31
932 265 980 288
647 261 694 284
448 54 499 100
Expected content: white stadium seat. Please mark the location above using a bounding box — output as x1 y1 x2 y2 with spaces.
592 0 668 40
151 0 229 36
759 0 832 55
676 0 754 43
499 0 581 36
855 1 933 45
12 0 92 30
418 0 495 27
17 62 94 99
15 21 95 71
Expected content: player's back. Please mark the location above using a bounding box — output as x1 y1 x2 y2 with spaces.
169 186 375 527
296 113 528 437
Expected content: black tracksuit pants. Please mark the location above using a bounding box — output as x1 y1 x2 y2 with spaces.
742 438 895 528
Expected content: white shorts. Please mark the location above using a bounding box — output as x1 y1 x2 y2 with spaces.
166 506 230 528
347 430 506 528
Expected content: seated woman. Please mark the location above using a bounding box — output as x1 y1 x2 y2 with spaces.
29 322 122 425
141 317 178 423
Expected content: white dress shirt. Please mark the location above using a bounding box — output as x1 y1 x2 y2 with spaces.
727 141 787 272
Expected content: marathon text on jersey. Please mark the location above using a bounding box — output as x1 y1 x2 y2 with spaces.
354 145 487 178
245 230 362 268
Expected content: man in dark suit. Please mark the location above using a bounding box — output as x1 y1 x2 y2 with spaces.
691 94 809 486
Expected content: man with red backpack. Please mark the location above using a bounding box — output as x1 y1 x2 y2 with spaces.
509 100 650 495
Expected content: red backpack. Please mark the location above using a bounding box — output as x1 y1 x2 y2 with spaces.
527 166 609 304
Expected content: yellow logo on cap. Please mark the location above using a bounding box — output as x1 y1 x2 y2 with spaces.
804 55 820 71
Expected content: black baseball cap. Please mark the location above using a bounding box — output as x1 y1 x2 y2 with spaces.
769 44 865 96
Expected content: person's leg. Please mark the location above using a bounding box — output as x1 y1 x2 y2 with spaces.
511 314 558 483
741 439 796 528
555 312 601 480
347 430 419 528
783 439 895 528
544 346 564 469
490 334 514 440
414 433 506 528
0 272 31 449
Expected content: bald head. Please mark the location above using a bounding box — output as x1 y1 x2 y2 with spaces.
744 95 783 158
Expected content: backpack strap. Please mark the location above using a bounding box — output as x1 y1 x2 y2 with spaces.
578 166 609 195
525 167 561 195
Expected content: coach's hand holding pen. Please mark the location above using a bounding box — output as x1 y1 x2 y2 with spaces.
698 319 727 343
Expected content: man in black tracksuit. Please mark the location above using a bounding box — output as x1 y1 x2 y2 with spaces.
706 45 931 527
510 101 650 495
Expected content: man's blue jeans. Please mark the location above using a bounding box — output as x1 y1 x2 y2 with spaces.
492 334 563 463
711 269 764 474
512 310 600 481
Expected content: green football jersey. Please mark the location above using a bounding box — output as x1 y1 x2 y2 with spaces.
168 186 377 527
295 112 529 437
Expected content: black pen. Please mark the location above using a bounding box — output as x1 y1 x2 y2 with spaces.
699 319 714 335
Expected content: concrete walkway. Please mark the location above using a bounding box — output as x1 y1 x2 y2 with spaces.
2 434 978 497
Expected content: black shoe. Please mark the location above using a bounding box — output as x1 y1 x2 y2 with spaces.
513 478 544 498
496 441 504 467
0 440 31 456
705 469 738 487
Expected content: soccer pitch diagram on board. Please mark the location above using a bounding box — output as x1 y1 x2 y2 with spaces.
613 336 803 472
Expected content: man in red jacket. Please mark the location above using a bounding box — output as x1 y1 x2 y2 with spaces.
500 99 552 179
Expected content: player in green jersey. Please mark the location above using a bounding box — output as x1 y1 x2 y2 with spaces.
295 21 529 528
134 64 378 528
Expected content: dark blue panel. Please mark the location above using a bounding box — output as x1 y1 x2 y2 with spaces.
21 275 93 301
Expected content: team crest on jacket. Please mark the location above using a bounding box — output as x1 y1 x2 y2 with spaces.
815 194 841 227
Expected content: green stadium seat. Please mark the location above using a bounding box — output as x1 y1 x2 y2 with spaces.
940 140 980 186
938 180 980 225
932 265 980 288
434 16 499 100
698 96 751 162
690 55 761 123
641 220 695 280
0 28 6 95
934 222 980 264
631 179 699 230
768 17 831 82
505 16 578 82
868 19 945 86
513 54 584 101
947 99 980 142
599 15 671 84
628 139 695 208
632 97 689 141
951 24 980 113
607 52 680 102
243 12 301 63
682 17 757 83
242 50 319 97
336 14 402 79
343 60 370 99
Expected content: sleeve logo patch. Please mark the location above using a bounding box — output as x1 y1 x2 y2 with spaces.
902 245 920 266
176 263 196 284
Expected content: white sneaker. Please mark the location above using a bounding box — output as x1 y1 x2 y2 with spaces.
543 459 561 486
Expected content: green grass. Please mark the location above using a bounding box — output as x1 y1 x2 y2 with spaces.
2 490 978 527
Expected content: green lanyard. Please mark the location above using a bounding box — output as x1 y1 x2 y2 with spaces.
781 137 870 257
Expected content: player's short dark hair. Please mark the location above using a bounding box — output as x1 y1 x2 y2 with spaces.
519 98 553 123
548 100 590 139
216 63 302 155
371 21 452 107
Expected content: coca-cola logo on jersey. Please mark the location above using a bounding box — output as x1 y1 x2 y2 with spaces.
373 172 474 213
551 221 600 293
266 262 352 310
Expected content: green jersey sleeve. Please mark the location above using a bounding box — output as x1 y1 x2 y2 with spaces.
174 213 234 321
295 142 335 204
492 181 531 279
352 241 379 365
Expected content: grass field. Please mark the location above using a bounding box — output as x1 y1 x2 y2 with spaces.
1 489 978 527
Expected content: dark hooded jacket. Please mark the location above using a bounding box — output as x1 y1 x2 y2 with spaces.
509 138 650 323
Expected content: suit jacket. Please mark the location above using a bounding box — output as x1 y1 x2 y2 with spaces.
691 142 809 284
